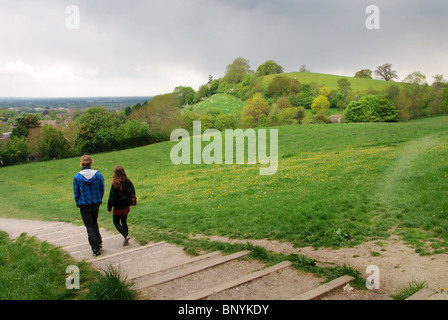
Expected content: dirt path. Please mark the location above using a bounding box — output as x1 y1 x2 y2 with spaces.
2 217 448 300
196 234 448 299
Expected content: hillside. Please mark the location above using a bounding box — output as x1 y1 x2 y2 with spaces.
184 93 246 115
262 72 405 93
184 72 402 117
1 116 447 253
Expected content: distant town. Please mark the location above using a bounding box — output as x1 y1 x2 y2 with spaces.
0 96 152 138
0 96 151 111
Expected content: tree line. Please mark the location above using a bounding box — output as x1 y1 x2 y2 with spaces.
1 58 447 166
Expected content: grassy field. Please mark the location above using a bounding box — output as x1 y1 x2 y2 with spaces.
263 72 406 93
1 117 448 254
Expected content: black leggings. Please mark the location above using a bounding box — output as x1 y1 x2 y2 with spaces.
113 214 128 238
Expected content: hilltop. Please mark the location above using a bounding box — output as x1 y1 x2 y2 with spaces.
185 71 406 116
262 72 406 93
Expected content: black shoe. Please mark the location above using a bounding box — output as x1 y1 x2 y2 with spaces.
123 236 130 247
93 249 102 257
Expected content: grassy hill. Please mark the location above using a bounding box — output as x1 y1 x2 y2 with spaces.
1 116 448 254
263 72 405 93
184 72 404 117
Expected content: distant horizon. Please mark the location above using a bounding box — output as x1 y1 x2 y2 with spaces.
0 95 153 99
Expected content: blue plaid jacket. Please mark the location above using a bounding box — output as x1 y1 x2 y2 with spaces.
73 167 105 207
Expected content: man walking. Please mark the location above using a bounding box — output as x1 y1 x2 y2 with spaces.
73 155 105 257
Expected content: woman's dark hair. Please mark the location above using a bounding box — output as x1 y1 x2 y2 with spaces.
112 166 128 190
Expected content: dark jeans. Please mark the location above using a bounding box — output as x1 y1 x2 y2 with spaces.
80 205 102 254
113 214 128 238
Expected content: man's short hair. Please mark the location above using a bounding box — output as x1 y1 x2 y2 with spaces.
80 155 94 167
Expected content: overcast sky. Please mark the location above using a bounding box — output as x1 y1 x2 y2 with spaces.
1 0 447 97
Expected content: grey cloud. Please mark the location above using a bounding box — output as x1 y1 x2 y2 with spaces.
0 0 446 97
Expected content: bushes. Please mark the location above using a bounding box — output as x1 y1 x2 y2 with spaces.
88 120 164 153
0 136 28 165
74 107 166 154
265 75 301 99
344 95 400 123
38 125 70 160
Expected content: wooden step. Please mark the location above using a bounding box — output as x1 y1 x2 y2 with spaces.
179 260 292 300
86 241 166 263
63 234 122 250
406 288 437 300
134 250 251 290
290 275 355 300
129 250 222 281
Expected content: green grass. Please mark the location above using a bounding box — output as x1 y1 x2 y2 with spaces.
184 93 246 114
1 116 448 254
263 72 406 93
391 280 427 300
83 265 136 300
0 231 98 300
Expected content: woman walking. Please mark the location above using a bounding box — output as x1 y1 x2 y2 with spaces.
107 166 136 246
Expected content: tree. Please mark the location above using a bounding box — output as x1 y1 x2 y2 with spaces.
289 84 314 109
337 78 352 107
403 71 426 86
344 95 399 122
38 125 69 160
298 65 310 72
278 107 300 125
210 79 220 95
311 95 330 111
74 106 123 153
223 57 251 85
256 60 284 76
129 93 183 137
318 86 331 97
241 93 271 123
124 106 132 116
442 85 448 114
268 104 281 126
295 107 306 124
117 120 154 147
402 71 428 119
375 63 398 81
214 114 238 131
174 86 196 106
386 84 400 101
276 95 293 109
0 136 29 165
432 74 446 89
354 69 373 79
196 85 211 101
12 114 41 138
265 75 301 98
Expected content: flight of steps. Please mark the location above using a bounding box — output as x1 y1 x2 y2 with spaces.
4 218 448 301
23 221 356 300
